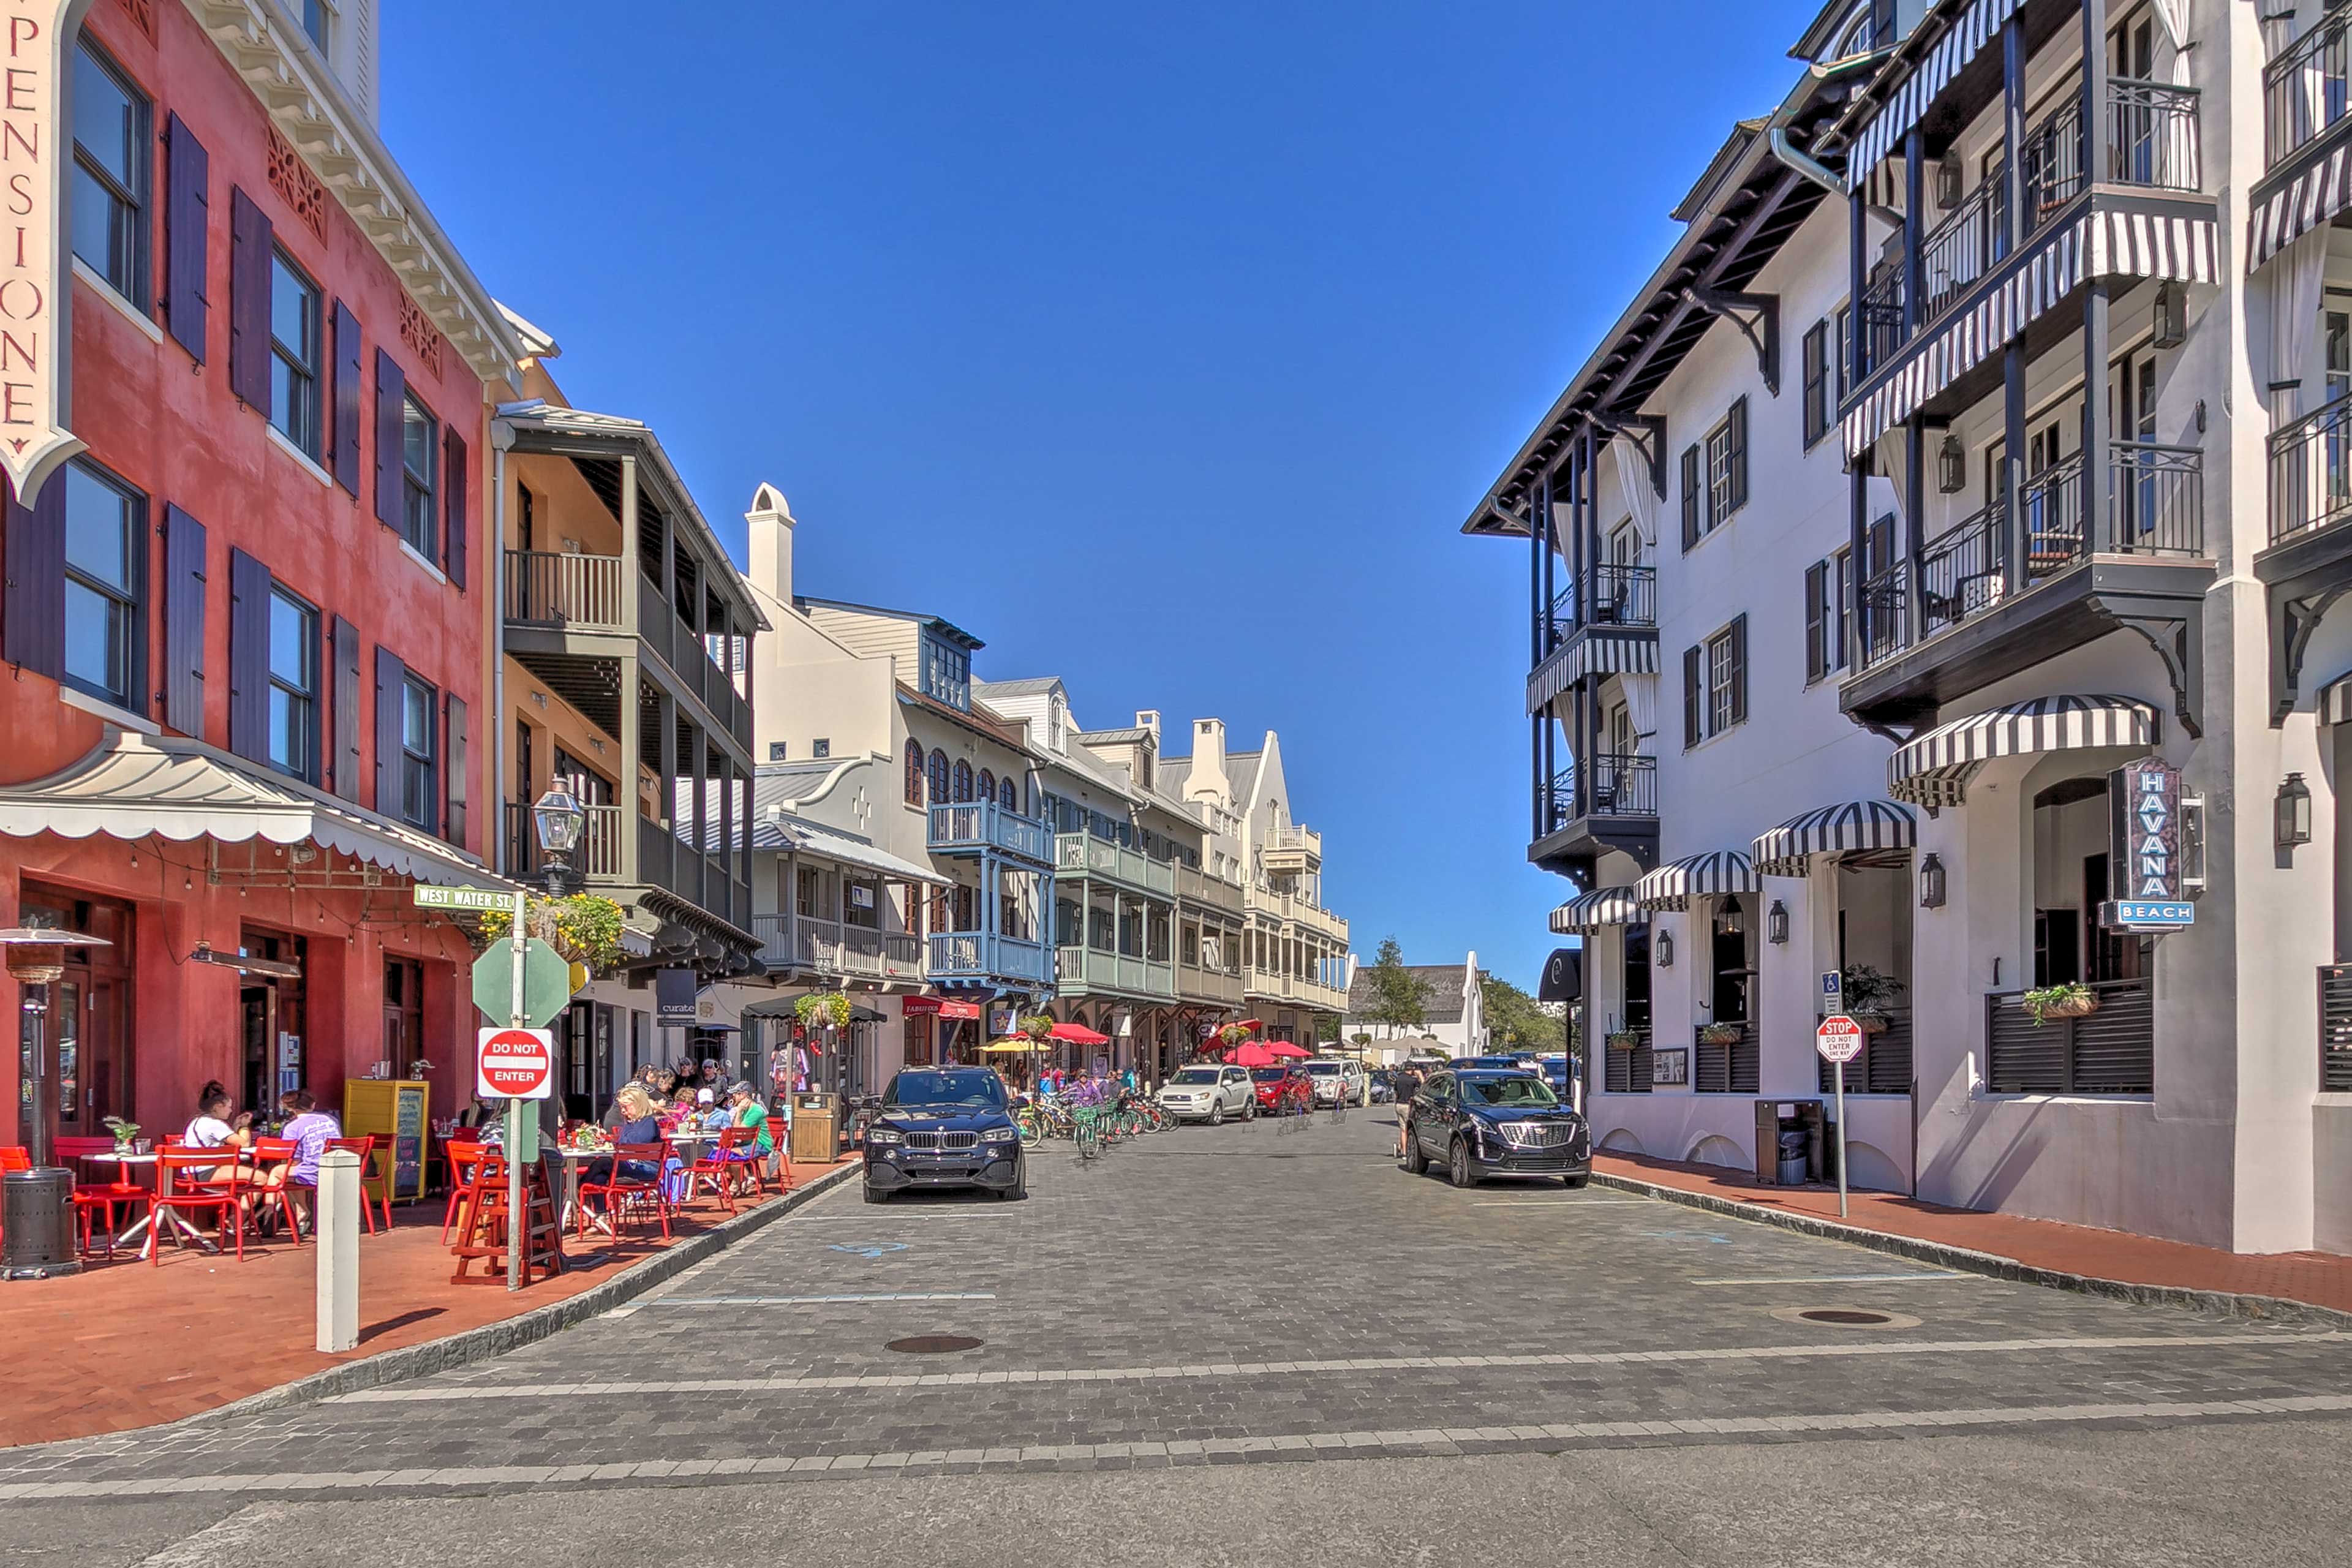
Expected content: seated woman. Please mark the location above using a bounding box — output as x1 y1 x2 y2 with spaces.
182 1084 258 1189
717 1081 772 1166
582 1085 664 1206
256 1091 341 1232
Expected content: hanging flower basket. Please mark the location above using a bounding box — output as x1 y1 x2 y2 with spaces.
1605 1031 1640 1052
1849 1009 1891 1036
793 994 828 1031
2020 984 2098 1025
1020 1014 1055 1043
1697 1022 1744 1047
825 992 853 1030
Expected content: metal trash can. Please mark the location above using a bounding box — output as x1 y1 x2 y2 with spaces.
1776 1130 1810 1187
1 1167 81 1279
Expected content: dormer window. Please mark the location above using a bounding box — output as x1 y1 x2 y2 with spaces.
921 634 970 710
1049 699 1068 753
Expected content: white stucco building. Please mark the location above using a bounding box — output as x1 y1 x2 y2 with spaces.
1464 0 2352 1256
1339 953 1489 1060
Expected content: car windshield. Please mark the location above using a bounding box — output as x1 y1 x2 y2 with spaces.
1302 1062 1340 1076
1461 1075 1560 1107
1170 1068 1221 1085
1250 1068 1291 1082
882 1070 1006 1109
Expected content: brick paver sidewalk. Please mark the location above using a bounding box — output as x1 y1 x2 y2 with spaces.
3 1156 853 1448
1595 1152 2352 1316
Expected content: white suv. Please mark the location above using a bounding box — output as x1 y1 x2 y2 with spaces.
1299 1058 1366 1106
1157 1064 1257 1125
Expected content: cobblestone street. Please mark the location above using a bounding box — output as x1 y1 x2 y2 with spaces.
11 1112 2352 1564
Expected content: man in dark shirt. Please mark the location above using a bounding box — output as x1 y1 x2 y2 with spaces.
1391 1064 1423 1158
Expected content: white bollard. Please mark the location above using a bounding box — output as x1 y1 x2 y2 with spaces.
315 1148 361 1353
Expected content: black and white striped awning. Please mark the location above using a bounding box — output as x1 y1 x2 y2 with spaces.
1751 800 1918 878
1848 0 2027 187
2321 670 2352 725
1634 850 1759 912
1842 209 2220 458
1524 631 1660 715
1550 886 1643 935
1888 695 2162 807
2248 141 2352 275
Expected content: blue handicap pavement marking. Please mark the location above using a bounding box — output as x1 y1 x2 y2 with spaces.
829 1242 911 1259
1639 1227 1736 1245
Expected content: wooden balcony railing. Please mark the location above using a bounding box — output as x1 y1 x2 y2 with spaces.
505 551 625 630
1176 863 1245 914
929 929 1050 985
503 800 624 881
1055 945 1175 998
1055 832 1176 896
752 914 922 980
930 801 1054 864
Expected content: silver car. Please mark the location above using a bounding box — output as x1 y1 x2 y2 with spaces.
1156 1064 1257 1125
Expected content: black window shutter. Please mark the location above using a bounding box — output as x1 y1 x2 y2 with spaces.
163 115 209 364
374 349 405 527
1727 397 1749 512
442 426 468 587
374 645 405 815
332 615 361 802
1803 560 1827 684
331 302 363 496
2 475 65 679
162 505 208 734
1801 323 1825 445
1679 446 1701 551
1868 512 1895 576
445 693 469 849
226 548 271 763
227 187 273 410
1728 613 1749 726
1682 644 1702 749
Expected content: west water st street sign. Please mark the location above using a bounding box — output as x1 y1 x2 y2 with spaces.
413 886 519 913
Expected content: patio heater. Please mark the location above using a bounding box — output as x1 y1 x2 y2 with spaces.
1 919 114 1280
531 784 586 897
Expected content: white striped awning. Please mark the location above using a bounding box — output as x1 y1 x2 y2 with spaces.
2248 140 2352 276
2321 670 2352 725
1634 850 1759 912
1842 208 2220 458
1550 886 1643 935
1525 630 1661 715
1888 694 2162 807
1848 0 2027 187
1751 800 1917 878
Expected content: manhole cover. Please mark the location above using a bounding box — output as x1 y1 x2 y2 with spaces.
1797 1309 1893 1325
886 1334 982 1355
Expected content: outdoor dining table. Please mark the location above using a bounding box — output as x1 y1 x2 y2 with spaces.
551 1145 613 1239
83 1151 215 1260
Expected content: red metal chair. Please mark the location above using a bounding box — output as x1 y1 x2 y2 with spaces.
247 1137 307 1243
441 1140 484 1245
326 1135 394 1234
0 1147 29 1172
577 1141 669 1243
54 1136 145 1259
149 1151 244 1265
685 1125 755 1213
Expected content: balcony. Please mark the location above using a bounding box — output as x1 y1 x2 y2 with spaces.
929 801 1055 865
1842 442 2212 731
752 914 924 983
1244 968 1346 1012
927 929 1051 987
2259 393 2352 717
2265 9 2352 175
1243 884 1349 945
502 551 749 750
505 550 627 631
1054 832 1176 897
1262 823 1322 875
1530 564 1659 713
1176 862 1245 916
1055 944 1175 1000
1177 960 1244 1008
504 799 751 936
1530 753 1658 878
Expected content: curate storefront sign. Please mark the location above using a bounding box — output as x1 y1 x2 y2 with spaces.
0 2 92 505
2101 756 2188 930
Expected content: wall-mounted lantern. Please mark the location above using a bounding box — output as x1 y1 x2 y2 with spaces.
1657 928 1675 969
2154 281 2186 350
1937 434 1966 494
1919 853 1948 909
2277 773 2313 851
1766 900 1789 944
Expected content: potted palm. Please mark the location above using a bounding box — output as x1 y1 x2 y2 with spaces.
2021 981 2098 1024
1841 965 1908 1035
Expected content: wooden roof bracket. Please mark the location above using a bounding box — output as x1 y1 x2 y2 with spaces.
1588 412 1668 503
1683 287 1782 396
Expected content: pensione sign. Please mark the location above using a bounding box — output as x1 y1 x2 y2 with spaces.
0 2 91 507
2103 756 2189 930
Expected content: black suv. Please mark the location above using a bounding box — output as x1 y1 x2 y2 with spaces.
1401 1069 1591 1188
863 1067 1027 1203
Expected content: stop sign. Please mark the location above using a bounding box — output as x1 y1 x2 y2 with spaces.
1816 1014 1865 1065
476 1027 556 1100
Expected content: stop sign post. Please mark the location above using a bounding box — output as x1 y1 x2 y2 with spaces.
1816 1016 1864 1218
477 1028 555 1101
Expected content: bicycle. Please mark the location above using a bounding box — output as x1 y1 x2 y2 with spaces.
1074 1106 1104 1161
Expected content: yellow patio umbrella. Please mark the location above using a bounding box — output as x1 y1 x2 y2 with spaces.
979 1038 1038 1054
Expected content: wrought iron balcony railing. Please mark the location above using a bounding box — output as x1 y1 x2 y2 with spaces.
2267 388 2352 547
2266 8 2352 171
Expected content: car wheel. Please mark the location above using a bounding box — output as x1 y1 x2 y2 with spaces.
862 1183 891 1205
1562 1174 1589 1190
1401 1124 1428 1174
1001 1170 1027 1201
1245 1099 1257 1121
1449 1139 1480 1189
1209 1101 1225 1127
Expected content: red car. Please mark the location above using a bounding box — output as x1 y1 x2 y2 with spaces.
1251 1067 1313 1116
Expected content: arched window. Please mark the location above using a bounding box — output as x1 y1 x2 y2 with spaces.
903 739 924 805
978 768 995 805
952 760 973 802
1000 776 1017 812
927 748 950 805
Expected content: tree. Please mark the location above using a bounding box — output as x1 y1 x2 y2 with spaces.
1482 974 1568 1051
1363 937 1431 1033
1314 1012 1340 1044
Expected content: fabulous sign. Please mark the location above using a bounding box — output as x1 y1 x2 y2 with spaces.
0 2 91 505
2101 756 2192 930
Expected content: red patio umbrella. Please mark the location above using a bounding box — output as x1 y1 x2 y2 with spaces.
1266 1041 1311 1058
1232 1042 1276 1068
1050 1022 1110 1046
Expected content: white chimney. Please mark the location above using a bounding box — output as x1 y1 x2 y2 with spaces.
747 483 795 608
1136 709 1160 740
1189 717 1229 804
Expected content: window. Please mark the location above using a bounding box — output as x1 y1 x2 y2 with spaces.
812 738 830 759
927 748 950 805
552 746 612 807
904 739 925 805
399 676 436 826
921 635 970 710
61 462 144 710
952 760 973 802
301 0 333 51
1804 549 1852 683
266 587 318 781
399 396 438 555
978 767 995 804
1681 616 1748 747
269 252 322 458
72 41 149 309
1000 776 1017 812
771 741 788 761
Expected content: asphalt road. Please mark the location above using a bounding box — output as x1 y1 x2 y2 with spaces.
7 1108 2351 1566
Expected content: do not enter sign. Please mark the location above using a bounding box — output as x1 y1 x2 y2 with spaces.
476 1027 556 1100
1816 1015 1865 1065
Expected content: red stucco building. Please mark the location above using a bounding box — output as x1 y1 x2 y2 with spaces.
0 1 522 1153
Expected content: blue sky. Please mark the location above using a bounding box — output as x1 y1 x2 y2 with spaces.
387 1 1814 990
